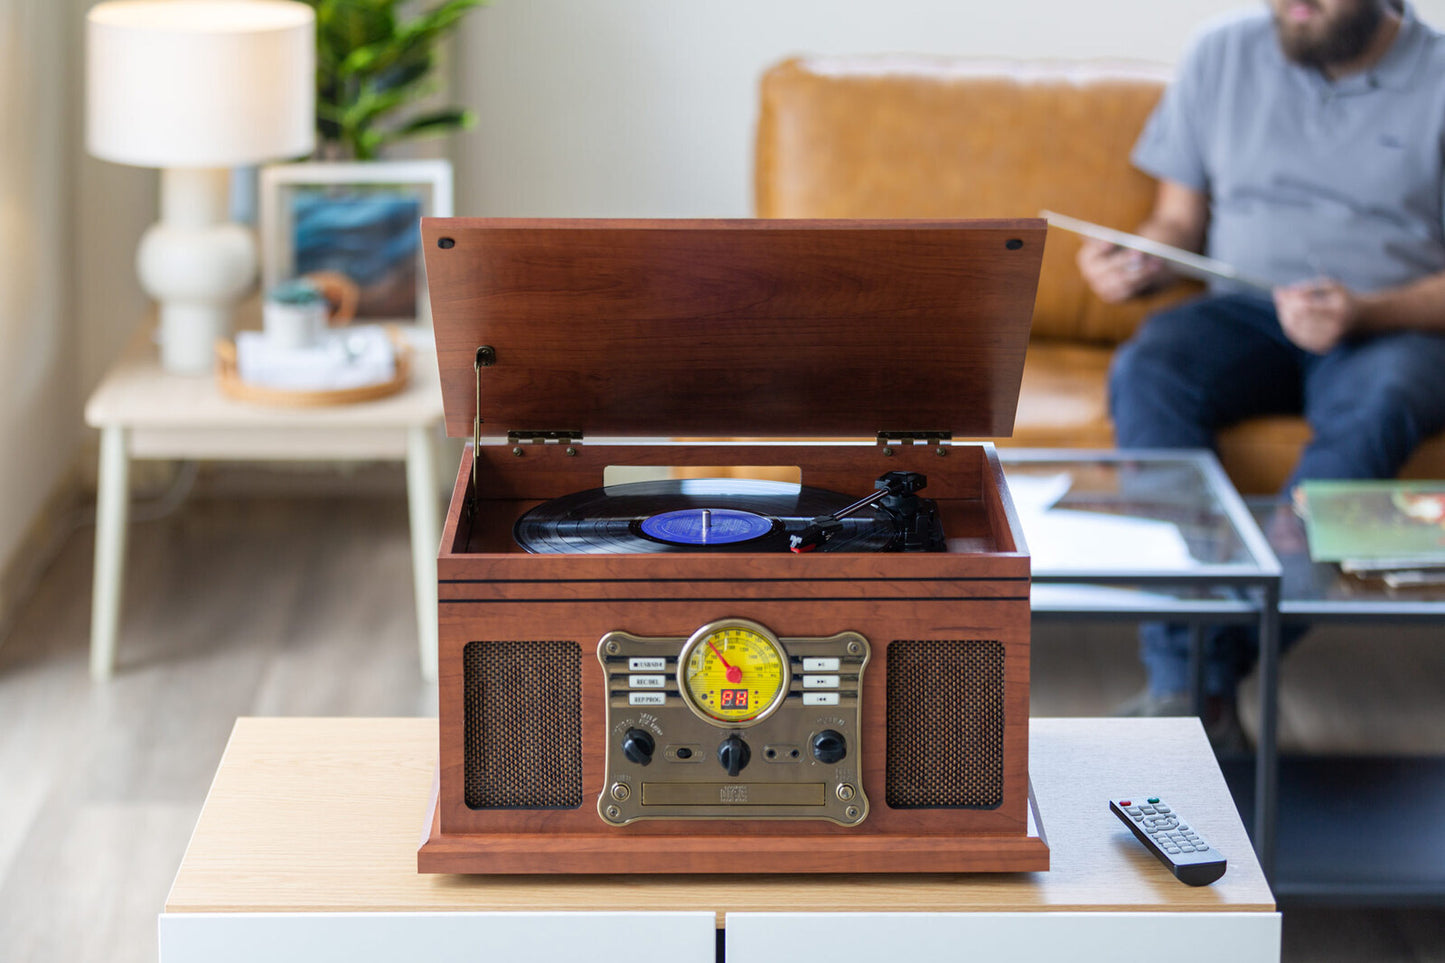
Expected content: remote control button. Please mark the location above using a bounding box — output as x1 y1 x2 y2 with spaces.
1120 800 1132 807
1155 805 1171 813
1140 806 1156 814
1147 797 1160 804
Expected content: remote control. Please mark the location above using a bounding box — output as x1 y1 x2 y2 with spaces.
1110 796 1227 886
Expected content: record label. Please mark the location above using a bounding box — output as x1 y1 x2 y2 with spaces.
637 508 777 546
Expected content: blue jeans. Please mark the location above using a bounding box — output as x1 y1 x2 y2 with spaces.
1109 293 1445 699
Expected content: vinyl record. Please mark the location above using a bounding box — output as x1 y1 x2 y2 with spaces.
513 478 898 554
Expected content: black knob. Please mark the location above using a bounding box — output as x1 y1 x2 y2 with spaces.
622 728 655 766
717 733 751 776
812 729 847 765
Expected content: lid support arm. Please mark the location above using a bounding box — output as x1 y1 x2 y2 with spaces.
472 346 496 512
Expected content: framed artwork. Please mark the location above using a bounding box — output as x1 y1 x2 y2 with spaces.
259 159 454 326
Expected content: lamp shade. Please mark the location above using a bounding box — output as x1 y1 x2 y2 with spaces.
87 0 315 168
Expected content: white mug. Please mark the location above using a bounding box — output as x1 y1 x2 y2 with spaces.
263 290 328 350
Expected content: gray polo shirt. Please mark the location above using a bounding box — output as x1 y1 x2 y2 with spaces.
1132 3 1445 294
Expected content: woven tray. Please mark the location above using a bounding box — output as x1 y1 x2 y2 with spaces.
215 329 411 407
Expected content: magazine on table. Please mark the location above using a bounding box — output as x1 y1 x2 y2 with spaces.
1297 479 1445 578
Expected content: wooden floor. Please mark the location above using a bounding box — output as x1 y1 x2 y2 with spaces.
0 482 1442 962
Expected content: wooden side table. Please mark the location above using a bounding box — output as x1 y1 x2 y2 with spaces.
83 325 446 681
161 717 1279 962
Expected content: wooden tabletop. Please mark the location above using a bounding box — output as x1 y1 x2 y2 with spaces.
165 717 1273 921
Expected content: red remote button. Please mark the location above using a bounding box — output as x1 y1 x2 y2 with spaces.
1120 800 1132 806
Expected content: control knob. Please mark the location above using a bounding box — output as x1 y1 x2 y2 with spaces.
717 733 751 776
622 728 656 766
812 729 847 765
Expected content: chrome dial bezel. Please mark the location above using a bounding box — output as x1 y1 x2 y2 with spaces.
675 618 792 728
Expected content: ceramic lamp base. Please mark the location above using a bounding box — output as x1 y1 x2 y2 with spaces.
157 302 233 374
136 167 256 375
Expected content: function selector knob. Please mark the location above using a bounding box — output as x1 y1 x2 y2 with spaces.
622 728 656 766
812 729 848 765
717 733 751 776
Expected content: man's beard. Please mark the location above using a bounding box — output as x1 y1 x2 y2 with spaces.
1275 0 1386 69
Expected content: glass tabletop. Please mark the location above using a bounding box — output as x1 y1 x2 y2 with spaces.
998 449 1280 586
1246 497 1445 618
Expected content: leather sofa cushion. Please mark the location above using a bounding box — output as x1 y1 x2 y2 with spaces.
989 341 1115 450
757 56 1173 345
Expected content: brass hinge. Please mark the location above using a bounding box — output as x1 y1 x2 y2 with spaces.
507 430 584 446
876 430 953 446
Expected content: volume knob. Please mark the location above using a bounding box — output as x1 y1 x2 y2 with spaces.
717 733 751 776
622 728 656 766
812 729 847 765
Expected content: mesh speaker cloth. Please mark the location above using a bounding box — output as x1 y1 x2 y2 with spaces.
464 640 583 809
885 639 1005 809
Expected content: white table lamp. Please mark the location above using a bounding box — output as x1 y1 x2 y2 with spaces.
87 0 315 374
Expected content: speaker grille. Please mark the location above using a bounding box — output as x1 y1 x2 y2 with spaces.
463 640 583 809
885 639 1005 809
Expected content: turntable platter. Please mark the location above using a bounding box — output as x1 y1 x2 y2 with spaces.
513 478 899 554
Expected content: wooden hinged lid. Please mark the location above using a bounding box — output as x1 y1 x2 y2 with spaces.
423 218 1044 440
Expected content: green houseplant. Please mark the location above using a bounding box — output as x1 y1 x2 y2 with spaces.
306 0 487 161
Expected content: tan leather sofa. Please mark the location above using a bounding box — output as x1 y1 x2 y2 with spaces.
756 56 1445 493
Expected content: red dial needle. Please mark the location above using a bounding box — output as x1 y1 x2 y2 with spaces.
708 639 743 684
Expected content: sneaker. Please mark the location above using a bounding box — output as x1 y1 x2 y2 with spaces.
1202 697 1250 755
1114 688 1193 718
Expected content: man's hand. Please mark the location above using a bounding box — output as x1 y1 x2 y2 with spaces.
1273 279 1359 354
1076 238 1170 303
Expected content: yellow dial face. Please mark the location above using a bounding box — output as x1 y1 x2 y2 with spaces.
679 621 790 726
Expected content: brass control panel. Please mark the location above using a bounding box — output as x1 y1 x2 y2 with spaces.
597 618 869 826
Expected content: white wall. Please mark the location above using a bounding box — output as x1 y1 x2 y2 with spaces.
0 0 151 614
0 0 80 593
454 0 1445 218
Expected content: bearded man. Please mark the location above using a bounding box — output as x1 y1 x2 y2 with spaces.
1077 0 1445 747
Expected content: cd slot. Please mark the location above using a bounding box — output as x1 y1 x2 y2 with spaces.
641 783 827 807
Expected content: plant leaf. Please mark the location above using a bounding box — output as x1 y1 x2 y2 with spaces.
389 107 476 139
337 0 486 81
309 0 488 158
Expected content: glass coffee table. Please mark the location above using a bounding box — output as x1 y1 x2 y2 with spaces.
997 449 1284 875
1240 498 1445 903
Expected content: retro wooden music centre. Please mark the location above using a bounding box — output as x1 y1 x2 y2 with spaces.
417 218 1050 875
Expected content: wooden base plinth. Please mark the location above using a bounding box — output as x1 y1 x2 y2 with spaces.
417 777 1050 876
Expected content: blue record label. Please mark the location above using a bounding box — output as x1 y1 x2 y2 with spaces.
638 508 776 545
